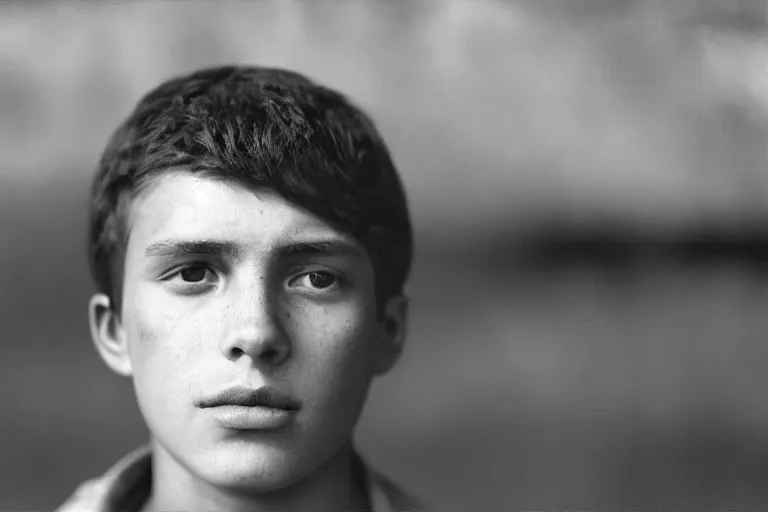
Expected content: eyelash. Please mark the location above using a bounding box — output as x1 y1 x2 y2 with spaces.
161 264 344 295
287 270 343 292
162 263 219 292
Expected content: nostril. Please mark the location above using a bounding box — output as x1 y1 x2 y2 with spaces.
224 340 287 364
259 347 280 362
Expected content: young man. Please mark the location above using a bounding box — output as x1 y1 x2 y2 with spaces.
58 65 425 512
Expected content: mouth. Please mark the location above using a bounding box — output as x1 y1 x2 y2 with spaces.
197 386 301 430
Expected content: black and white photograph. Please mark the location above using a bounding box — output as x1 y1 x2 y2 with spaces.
1 1 767 510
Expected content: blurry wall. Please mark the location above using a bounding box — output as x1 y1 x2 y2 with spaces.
1 0 767 509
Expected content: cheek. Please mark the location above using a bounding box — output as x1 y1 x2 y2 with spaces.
122 286 211 381
289 300 380 393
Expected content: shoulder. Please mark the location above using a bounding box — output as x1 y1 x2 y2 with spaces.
54 446 152 512
55 478 108 512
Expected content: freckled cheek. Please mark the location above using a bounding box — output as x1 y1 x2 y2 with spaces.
123 288 215 374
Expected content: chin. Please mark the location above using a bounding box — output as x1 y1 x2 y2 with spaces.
192 440 321 492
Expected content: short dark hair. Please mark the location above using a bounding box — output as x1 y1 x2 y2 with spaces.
88 65 412 314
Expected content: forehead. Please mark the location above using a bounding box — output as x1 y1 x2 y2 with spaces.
124 171 364 257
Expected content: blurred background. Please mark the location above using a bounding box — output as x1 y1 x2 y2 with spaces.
1 0 767 509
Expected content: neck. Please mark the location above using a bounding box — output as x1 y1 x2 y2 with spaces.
140 438 370 512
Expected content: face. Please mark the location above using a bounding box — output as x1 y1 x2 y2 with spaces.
89 171 406 491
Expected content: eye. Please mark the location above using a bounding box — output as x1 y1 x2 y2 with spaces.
290 271 339 291
307 271 337 289
179 265 210 283
164 262 218 290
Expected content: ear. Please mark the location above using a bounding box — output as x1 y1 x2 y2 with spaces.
374 294 409 375
89 293 132 377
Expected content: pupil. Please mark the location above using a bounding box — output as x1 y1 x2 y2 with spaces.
181 266 207 282
308 272 334 288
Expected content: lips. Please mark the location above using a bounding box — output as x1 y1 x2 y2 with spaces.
197 386 301 430
198 386 301 410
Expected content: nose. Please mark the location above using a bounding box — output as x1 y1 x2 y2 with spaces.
219 279 291 367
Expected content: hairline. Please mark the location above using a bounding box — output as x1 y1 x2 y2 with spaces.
89 66 412 317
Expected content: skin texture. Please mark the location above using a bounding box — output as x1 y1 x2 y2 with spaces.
89 171 407 512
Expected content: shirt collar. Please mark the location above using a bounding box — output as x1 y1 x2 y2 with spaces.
56 445 412 512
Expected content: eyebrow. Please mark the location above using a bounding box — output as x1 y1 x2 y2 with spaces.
144 240 238 258
280 240 366 259
143 239 365 259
